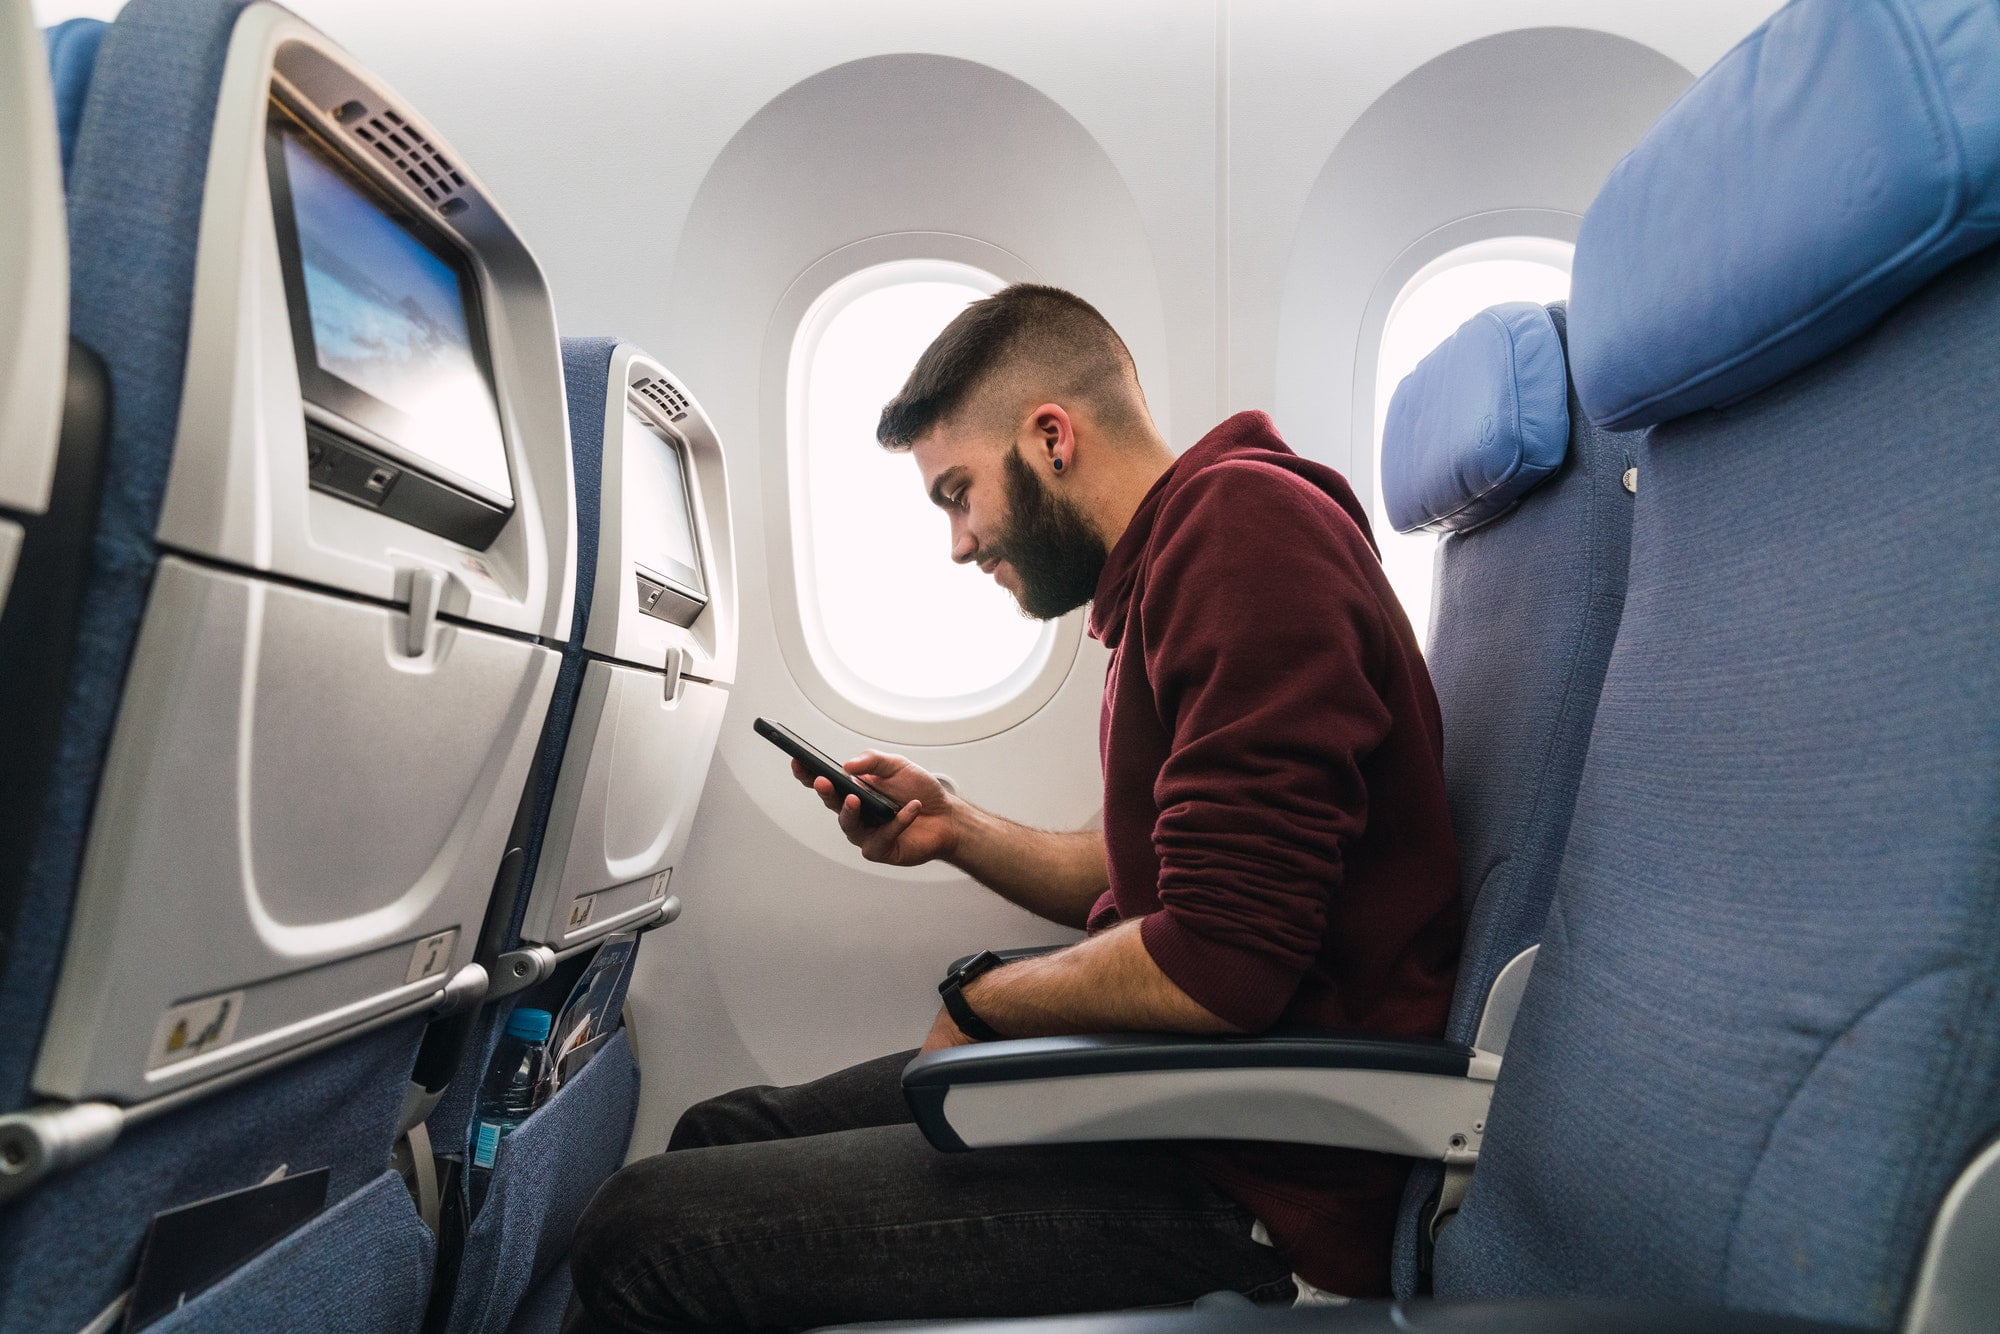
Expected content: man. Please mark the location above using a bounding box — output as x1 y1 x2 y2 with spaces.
568 285 1461 1331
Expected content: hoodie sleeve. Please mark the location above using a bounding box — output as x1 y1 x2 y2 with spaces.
1134 459 1397 1031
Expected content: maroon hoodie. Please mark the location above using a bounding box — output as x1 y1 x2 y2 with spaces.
1086 411 1462 1297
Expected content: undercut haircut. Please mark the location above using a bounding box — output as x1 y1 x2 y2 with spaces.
876 284 1144 451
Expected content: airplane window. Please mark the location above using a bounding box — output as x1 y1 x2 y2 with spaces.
790 259 1056 719
1372 237 1573 647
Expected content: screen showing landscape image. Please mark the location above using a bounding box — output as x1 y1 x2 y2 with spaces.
284 131 512 501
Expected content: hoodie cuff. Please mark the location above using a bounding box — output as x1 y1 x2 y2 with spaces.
1139 910 1304 1033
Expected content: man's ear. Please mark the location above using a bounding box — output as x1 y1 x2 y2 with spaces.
1030 403 1075 475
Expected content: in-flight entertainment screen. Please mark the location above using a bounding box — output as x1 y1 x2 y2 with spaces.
272 121 513 508
624 407 705 598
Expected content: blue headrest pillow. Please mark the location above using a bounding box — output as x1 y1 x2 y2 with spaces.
1382 301 1570 536
1569 0 2000 431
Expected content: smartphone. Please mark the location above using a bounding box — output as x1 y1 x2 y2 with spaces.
754 717 904 826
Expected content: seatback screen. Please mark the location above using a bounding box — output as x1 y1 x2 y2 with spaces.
624 407 704 598
269 117 513 523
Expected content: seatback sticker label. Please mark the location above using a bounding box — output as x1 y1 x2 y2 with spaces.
405 928 459 985
148 990 247 1070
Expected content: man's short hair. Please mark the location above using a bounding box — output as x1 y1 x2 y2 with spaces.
876 284 1143 451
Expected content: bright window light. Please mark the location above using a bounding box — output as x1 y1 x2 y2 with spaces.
1372 238 1573 648
790 260 1054 718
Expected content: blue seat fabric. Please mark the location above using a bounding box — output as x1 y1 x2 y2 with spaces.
0 1018 425 1333
1382 302 1570 535
1387 306 1638 1297
443 1030 639 1334
1437 239 2000 1329
41 18 108 180
147 1168 434 1334
1568 0 2000 430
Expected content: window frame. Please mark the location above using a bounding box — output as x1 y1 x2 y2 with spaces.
764 234 1086 744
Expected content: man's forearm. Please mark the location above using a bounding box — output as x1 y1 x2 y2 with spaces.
944 801 1107 929
959 917 1241 1035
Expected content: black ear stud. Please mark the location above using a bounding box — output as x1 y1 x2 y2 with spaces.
1053 458 1064 473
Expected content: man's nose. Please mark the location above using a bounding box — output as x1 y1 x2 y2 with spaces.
950 524 977 565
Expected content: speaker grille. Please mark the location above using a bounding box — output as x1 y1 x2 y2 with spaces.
349 108 466 209
634 377 690 423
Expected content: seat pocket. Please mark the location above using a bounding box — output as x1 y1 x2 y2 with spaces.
147 1168 434 1334
445 1027 640 1334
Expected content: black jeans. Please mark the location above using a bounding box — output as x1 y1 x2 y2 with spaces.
565 1049 1296 1332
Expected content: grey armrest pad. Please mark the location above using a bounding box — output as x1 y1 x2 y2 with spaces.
903 1033 1496 1159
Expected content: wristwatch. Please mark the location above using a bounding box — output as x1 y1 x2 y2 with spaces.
937 950 1008 1042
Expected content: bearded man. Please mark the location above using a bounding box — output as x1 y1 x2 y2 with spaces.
568 284 1462 1332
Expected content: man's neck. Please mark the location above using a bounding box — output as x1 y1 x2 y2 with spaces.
1084 427 1176 551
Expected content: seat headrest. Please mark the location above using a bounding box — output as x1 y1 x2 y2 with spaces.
42 18 107 181
1382 301 1570 536
1568 0 2000 431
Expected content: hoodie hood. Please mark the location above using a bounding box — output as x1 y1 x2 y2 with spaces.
1088 411 1376 646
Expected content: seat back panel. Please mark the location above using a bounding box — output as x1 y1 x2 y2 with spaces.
1438 239 2000 1329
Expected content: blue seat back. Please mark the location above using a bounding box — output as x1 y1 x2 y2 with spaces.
424 338 632 1334
1379 301 1637 1295
1438 2 2000 1325
0 5 434 1328
0 0 255 1109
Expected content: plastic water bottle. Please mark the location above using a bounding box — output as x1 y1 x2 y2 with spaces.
467 1007 552 1213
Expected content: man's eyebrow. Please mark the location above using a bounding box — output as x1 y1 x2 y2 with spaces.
928 466 968 509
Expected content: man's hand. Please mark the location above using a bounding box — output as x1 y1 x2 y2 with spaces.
793 750 961 867
919 1005 979 1053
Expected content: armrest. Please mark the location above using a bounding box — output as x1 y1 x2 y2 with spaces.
902 1032 1498 1161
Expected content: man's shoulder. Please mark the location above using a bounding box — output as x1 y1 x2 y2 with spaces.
1159 454 1371 549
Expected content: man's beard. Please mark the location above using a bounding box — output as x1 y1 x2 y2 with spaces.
984 446 1107 620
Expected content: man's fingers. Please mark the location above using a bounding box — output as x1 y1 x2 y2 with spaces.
845 750 905 777
857 800 921 861
812 776 844 812
835 793 868 842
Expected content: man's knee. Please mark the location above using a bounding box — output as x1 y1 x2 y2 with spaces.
571 1157 697 1330
666 1083 773 1151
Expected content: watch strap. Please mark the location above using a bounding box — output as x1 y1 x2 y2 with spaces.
939 979 1007 1042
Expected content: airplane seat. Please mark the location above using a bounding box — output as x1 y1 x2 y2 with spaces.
1434 0 2000 1324
875 1 1996 1329
0 0 578 1328
423 336 736 1334
0 0 108 940
1376 298 1638 1296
